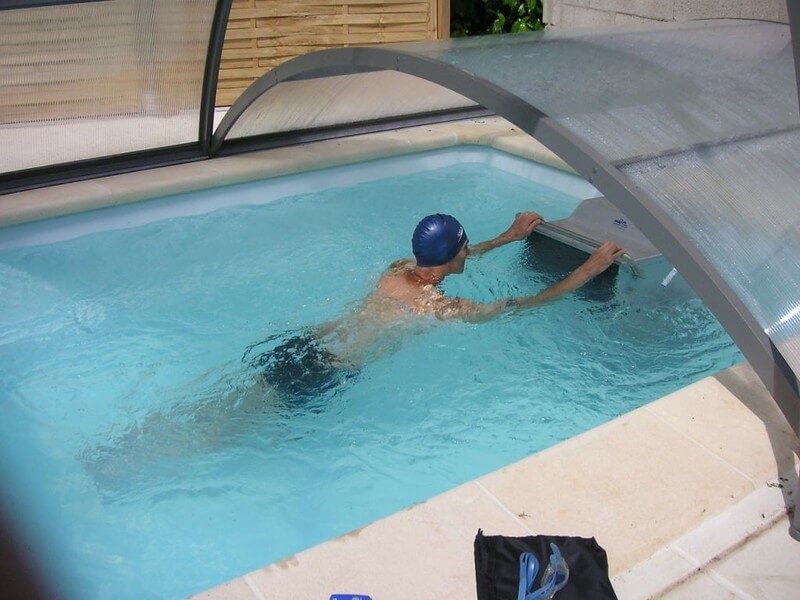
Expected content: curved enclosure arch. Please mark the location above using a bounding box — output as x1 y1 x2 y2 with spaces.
216 20 800 431
221 70 479 142
0 0 232 193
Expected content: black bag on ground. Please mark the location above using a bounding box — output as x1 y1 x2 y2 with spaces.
474 530 617 600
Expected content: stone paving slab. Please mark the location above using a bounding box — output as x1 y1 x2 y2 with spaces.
477 408 754 575
613 470 794 598
661 514 800 599
194 363 799 599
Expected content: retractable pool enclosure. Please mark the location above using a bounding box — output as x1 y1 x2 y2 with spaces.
1 1 799 561
0 0 231 188
213 19 800 441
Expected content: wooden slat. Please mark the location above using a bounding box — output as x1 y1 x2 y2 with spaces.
348 22 429 33
229 13 430 32
349 3 432 14
436 0 448 38
216 0 446 107
223 30 424 56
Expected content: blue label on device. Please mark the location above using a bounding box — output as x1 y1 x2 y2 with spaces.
329 596 373 600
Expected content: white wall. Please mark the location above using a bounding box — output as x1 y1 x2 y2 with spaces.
543 0 788 27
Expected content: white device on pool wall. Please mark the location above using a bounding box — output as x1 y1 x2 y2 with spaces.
535 196 662 274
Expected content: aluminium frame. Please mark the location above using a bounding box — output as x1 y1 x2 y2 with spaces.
0 0 232 195
214 44 800 441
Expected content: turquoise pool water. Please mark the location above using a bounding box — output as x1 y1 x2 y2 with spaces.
0 148 740 598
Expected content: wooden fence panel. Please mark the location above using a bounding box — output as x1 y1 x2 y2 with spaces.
216 0 446 107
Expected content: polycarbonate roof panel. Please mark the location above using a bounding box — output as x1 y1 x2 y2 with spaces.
226 71 477 139
621 129 800 374
397 20 798 163
390 20 800 385
0 0 216 174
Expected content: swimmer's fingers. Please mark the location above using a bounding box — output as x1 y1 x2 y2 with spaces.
524 216 543 236
597 240 624 255
507 212 544 241
581 241 625 277
602 241 626 259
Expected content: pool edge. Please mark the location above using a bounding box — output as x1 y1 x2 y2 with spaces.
0 116 574 229
192 362 799 599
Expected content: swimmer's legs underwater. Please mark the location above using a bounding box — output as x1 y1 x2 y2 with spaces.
83 330 358 493
81 372 282 492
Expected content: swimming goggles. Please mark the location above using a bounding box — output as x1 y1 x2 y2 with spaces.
517 542 570 600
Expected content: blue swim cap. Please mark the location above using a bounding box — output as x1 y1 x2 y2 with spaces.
412 214 469 267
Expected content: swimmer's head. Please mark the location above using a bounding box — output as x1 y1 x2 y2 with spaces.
412 214 469 273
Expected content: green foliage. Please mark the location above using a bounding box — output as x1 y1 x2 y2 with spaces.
451 0 544 37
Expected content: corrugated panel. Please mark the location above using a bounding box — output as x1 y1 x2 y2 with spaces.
216 0 441 107
225 70 476 139
621 129 800 377
0 0 216 174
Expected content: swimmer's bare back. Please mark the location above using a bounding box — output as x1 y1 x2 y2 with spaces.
373 259 446 315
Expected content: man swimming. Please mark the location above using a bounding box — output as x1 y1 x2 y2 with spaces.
370 211 624 321
248 211 624 404
84 211 625 485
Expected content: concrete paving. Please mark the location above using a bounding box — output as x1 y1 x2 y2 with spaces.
194 364 799 599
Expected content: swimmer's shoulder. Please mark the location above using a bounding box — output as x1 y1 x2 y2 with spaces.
376 259 426 300
388 258 415 273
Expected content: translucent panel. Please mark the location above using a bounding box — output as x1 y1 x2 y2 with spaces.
621 130 800 372
397 20 798 163
227 71 477 139
0 0 216 173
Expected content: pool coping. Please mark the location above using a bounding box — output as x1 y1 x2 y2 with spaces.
0 116 570 228
192 362 798 600
4 117 797 598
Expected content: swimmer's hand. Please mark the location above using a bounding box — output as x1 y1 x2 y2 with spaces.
500 211 544 242
469 212 545 258
467 212 544 256
576 241 626 279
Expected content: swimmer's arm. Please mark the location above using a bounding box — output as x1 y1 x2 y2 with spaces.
468 212 543 258
438 242 625 323
434 276 584 323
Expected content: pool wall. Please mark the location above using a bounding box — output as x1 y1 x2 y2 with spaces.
0 145 595 252
3 116 797 598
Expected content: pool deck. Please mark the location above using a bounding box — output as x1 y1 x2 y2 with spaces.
3 116 798 598
192 363 798 599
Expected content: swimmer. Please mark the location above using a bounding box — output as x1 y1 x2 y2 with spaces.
248 212 624 403
371 211 625 321
83 212 624 486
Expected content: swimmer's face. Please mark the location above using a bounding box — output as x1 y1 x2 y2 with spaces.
451 243 468 274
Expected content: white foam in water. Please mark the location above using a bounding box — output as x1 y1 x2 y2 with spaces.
0 149 739 599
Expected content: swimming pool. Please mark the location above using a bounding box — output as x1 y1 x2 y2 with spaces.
0 147 741 598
